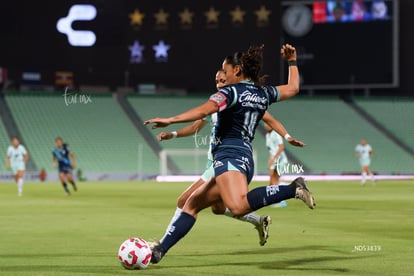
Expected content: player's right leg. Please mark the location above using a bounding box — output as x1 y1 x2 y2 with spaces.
66 172 77 191
158 177 205 244
59 172 70 195
151 177 220 264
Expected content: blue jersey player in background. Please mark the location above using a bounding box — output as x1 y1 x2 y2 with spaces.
52 137 77 195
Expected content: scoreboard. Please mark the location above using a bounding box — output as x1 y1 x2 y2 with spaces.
280 0 399 90
0 0 280 92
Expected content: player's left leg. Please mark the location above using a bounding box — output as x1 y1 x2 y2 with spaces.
59 172 71 195
66 172 77 191
15 169 24 196
211 201 272 246
269 162 288 208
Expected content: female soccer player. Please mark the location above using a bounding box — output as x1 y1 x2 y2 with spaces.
145 44 315 263
6 137 29 196
156 69 304 246
355 138 375 185
264 122 288 186
264 122 289 208
52 137 77 195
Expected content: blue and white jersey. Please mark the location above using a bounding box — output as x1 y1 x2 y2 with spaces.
52 144 72 167
209 81 280 154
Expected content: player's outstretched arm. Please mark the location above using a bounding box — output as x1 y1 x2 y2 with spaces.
157 119 208 141
145 101 218 129
277 44 300 101
262 111 305 147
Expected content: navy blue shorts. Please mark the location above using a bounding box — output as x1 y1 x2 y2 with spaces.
213 147 254 183
58 165 72 174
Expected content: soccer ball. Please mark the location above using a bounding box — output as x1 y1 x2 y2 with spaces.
118 237 152 270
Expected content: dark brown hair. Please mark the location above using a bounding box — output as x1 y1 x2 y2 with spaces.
224 45 267 85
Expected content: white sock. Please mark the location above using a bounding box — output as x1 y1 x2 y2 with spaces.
224 208 260 227
17 178 24 195
361 172 367 184
160 207 182 243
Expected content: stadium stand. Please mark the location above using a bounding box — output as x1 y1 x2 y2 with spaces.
353 97 414 150
265 97 414 174
0 119 9 171
2 93 412 177
5 93 159 174
127 95 212 174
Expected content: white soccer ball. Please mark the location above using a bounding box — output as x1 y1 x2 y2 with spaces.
118 237 152 270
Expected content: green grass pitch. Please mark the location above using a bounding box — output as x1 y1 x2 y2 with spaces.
0 179 413 275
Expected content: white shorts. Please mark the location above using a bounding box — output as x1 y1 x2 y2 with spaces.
270 157 288 173
359 157 371 167
11 162 25 175
200 163 214 182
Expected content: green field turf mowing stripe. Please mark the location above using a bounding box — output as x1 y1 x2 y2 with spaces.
0 180 413 275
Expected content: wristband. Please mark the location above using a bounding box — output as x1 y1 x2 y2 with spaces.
288 60 297 66
171 131 178 138
284 134 291 141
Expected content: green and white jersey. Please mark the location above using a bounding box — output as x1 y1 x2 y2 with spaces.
265 131 287 163
7 144 27 165
355 144 372 160
207 112 218 163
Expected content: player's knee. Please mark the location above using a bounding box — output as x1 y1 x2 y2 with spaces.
177 196 186 209
226 205 246 217
210 204 224 215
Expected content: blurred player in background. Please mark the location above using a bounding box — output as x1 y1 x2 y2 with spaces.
264 122 288 208
6 137 29 196
355 138 375 185
52 137 77 195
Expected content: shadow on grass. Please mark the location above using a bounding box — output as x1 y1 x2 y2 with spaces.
150 245 375 274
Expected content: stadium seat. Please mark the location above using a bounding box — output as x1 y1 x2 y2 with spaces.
5 92 159 174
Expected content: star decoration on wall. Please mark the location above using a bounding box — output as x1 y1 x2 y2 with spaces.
205 7 220 24
179 8 194 24
154 8 169 25
129 40 145 63
255 5 271 23
153 40 171 62
230 6 246 23
129 9 145 26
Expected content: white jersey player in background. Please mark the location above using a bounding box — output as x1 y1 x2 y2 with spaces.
264 122 289 208
355 138 375 185
6 137 29 196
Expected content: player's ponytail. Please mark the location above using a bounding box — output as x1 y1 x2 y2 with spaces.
240 45 267 85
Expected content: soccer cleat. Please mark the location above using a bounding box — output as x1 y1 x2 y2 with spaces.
148 240 164 264
293 177 315 209
150 245 165 264
256 215 272 246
